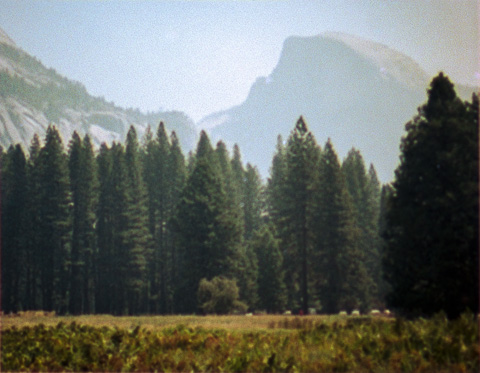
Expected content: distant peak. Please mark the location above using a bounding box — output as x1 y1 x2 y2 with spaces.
0 27 17 48
321 31 429 88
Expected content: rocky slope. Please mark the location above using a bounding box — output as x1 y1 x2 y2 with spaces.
0 28 197 153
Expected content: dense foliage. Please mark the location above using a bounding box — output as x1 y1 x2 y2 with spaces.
266 118 383 313
197 276 247 315
2 314 478 372
383 73 479 318
1 118 383 315
1 73 477 318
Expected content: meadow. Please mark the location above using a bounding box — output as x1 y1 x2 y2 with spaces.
1 312 479 372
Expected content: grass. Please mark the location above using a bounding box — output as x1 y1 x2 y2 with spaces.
1 311 355 332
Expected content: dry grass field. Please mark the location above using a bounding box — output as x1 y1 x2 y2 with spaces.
1 311 349 331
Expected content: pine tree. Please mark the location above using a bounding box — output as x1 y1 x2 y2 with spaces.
243 164 263 242
68 133 98 314
312 139 364 313
142 123 187 314
123 126 151 314
95 142 132 314
266 135 286 229
68 132 83 315
384 73 479 318
279 117 320 312
141 125 157 247
36 126 71 314
1 144 28 312
153 123 171 314
173 131 242 313
141 122 172 314
365 164 383 308
214 141 256 307
95 143 116 314
252 224 287 313
231 144 246 203
167 131 186 313
341 149 380 310
25 134 43 309
378 184 393 304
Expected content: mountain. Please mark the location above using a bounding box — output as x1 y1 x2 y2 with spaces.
0 28 197 153
199 32 477 182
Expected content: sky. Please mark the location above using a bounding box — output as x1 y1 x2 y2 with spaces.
0 0 478 122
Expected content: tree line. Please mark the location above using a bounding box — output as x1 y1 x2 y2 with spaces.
1 73 478 318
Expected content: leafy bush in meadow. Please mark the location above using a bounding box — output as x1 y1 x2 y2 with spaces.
2 313 478 372
197 276 248 315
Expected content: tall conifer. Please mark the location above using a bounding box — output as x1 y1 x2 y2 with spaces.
167 131 186 313
384 73 479 317
37 126 71 313
124 126 151 314
1 145 28 312
173 131 242 313
342 149 379 309
252 224 287 313
68 133 98 314
26 134 43 309
282 117 320 312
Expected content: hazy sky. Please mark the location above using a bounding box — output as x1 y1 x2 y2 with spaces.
1 0 478 121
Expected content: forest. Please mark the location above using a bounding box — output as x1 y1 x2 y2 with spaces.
1 73 478 319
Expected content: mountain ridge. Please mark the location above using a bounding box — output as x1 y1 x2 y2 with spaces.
0 27 198 152
1 27 476 182
199 33 477 182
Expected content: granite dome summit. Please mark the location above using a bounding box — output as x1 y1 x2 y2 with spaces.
199 33 475 182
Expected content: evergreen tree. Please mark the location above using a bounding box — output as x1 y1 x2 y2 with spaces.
123 126 151 314
140 125 158 313
231 144 246 204
378 184 393 304
266 135 287 229
313 139 365 313
167 131 186 313
270 117 320 312
365 164 384 308
214 141 256 307
341 149 377 309
36 126 71 314
95 142 132 314
153 123 171 314
142 123 187 314
215 141 235 199
141 125 157 246
1 144 28 312
384 73 479 318
243 164 263 242
68 133 98 314
25 134 43 310
141 122 171 314
95 143 116 314
68 132 83 315
251 224 287 313
173 131 242 313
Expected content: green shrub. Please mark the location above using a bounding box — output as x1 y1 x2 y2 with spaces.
197 276 248 315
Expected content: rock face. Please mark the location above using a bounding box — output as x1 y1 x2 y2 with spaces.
0 28 197 153
0 27 16 49
200 33 476 182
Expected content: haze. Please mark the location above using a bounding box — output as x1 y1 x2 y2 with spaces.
0 0 478 122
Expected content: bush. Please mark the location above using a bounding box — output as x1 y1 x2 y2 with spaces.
197 276 248 314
